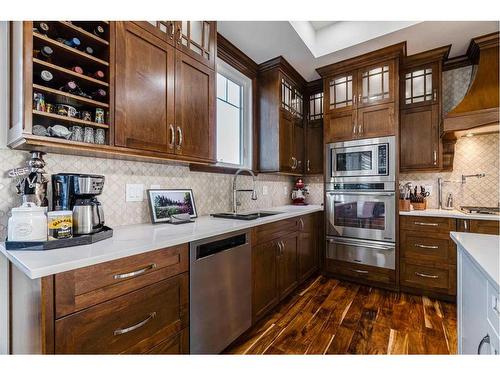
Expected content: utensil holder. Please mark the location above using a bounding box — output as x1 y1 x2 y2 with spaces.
399 199 411 212
412 199 427 211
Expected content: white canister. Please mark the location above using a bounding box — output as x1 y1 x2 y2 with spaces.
8 202 48 242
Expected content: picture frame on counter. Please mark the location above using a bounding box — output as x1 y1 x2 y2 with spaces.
147 189 198 224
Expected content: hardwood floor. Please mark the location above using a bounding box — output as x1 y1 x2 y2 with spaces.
224 276 457 355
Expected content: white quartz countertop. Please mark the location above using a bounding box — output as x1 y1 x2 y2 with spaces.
451 231 500 288
400 208 500 221
0 205 323 279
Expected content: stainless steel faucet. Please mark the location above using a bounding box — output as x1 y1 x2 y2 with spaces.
461 173 486 184
232 168 257 213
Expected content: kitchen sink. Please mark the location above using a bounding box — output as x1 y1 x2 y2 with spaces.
211 211 283 220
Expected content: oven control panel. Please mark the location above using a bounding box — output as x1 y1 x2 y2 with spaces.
378 144 388 175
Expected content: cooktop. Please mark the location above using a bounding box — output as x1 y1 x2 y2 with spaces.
460 206 500 215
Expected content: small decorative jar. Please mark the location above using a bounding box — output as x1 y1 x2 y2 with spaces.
8 202 47 242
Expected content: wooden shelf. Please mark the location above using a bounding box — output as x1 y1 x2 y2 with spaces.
33 84 109 108
58 21 109 46
33 32 109 67
33 110 110 129
33 58 109 87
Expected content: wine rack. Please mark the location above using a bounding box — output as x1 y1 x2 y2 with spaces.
31 21 111 145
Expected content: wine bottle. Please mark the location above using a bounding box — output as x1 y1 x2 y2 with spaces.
90 70 105 80
34 22 50 36
93 25 105 38
71 66 84 74
57 37 81 48
33 46 54 61
59 81 78 94
39 70 53 82
91 88 107 99
83 46 94 55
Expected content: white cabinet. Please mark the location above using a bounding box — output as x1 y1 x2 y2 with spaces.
458 248 500 354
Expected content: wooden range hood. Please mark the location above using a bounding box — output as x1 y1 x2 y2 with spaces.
443 32 499 136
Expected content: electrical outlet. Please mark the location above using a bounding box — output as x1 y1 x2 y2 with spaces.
283 186 288 196
126 184 144 202
262 186 268 195
150 184 160 189
424 185 433 196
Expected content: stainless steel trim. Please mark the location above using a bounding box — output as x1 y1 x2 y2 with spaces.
113 312 156 336
328 237 394 251
478 334 490 354
414 244 439 249
414 221 438 227
328 191 395 196
113 263 157 280
415 272 438 279
326 237 395 269
351 269 368 274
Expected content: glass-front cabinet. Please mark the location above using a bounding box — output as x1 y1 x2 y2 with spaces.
328 72 356 114
401 62 439 109
358 61 394 106
175 21 216 69
281 77 303 119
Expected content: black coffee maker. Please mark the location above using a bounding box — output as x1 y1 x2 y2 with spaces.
52 173 105 235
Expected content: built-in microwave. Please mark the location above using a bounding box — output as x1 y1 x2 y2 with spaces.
326 136 395 184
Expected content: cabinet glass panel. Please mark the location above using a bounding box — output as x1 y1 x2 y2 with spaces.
309 92 323 121
177 21 212 60
361 65 390 103
405 68 433 105
329 75 352 109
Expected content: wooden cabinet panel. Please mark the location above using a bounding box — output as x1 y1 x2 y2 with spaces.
357 102 395 139
252 240 280 321
325 259 396 287
293 118 305 173
400 231 455 265
278 232 299 299
401 61 439 110
324 111 356 143
175 51 215 161
55 273 189 354
146 328 189 354
457 219 500 235
400 262 454 294
400 104 440 171
297 214 318 282
279 110 295 173
252 218 298 246
55 244 188 318
305 121 323 174
174 21 216 69
400 215 456 234
114 21 175 154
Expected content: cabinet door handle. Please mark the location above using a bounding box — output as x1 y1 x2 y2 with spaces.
358 123 362 134
307 160 311 172
477 334 491 354
414 221 438 227
176 25 182 44
291 156 297 170
176 127 183 150
433 150 437 165
433 89 437 101
415 272 438 279
169 21 175 39
358 94 362 103
464 220 468 232
169 124 175 149
353 123 357 135
113 312 156 336
415 244 439 249
353 94 356 105
299 218 304 231
280 241 285 255
113 263 157 280
351 269 368 274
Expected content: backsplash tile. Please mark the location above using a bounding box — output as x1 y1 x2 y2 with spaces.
0 148 324 239
400 133 499 209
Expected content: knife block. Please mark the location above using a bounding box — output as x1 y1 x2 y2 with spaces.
412 199 427 210
399 199 411 212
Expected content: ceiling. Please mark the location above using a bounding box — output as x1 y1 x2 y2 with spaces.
217 21 500 81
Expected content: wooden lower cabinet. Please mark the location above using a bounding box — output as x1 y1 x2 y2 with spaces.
305 120 323 174
252 214 320 322
457 219 500 235
146 328 189 354
325 259 396 287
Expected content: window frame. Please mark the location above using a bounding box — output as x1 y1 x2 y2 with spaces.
215 58 253 169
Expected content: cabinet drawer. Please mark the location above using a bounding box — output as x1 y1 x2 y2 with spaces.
55 273 188 354
325 259 395 286
400 215 455 234
252 218 298 246
400 262 452 292
400 232 454 264
146 328 189 354
55 244 188 318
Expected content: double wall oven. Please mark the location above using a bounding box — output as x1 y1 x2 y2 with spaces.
325 136 396 270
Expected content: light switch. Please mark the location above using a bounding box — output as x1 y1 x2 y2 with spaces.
283 186 288 196
126 184 144 202
262 186 268 195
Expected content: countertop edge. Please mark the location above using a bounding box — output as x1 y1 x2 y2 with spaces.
450 231 500 288
400 209 500 221
1 205 323 279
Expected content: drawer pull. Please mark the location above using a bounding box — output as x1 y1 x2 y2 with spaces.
113 263 157 280
415 272 438 279
414 222 438 227
415 244 439 249
113 312 156 336
351 269 368 274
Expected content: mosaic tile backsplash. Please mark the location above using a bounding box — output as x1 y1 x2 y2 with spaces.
0 148 324 239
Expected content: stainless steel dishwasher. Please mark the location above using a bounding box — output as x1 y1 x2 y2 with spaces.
189 230 252 354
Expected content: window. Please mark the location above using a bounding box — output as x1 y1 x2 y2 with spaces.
216 59 252 168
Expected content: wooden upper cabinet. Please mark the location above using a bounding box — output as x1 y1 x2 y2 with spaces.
279 109 295 173
326 71 357 115
357 60 395 108
305 83 324 175
324 111 356 143
357 102 396 139
114 21 175 154
175 51 216 161
174 21 216 69
401 62 439 109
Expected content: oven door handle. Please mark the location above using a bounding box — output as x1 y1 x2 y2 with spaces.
327 191 395 196
327 238 394 251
